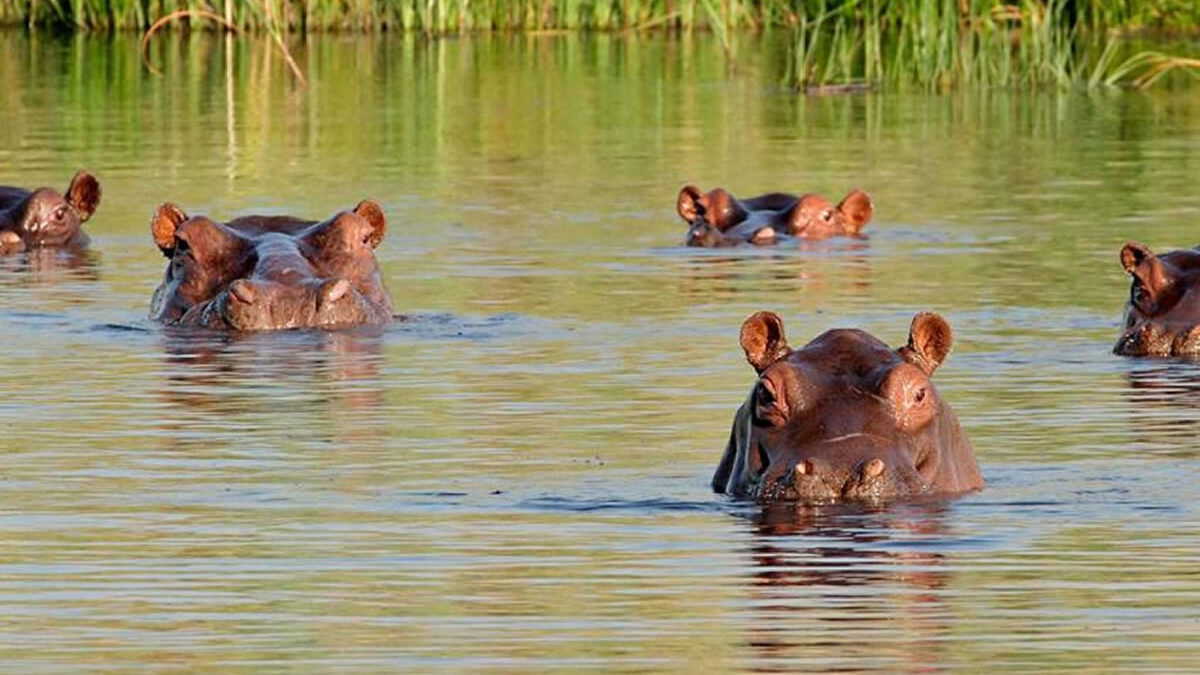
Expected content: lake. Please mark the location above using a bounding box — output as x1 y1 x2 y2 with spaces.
0 29 1198 673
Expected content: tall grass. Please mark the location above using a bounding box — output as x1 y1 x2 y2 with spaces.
784 0 1200 90
2 1 1198 89
4 0 1198 33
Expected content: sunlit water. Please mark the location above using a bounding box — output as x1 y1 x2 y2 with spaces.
0 30 1198 673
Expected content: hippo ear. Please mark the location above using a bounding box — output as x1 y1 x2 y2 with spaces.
901 312 953 376
353 199 386 249
837 189 873 235
1120 242 1153 273
65 171 101 223
1121 241 1170 298
740 311 790 373
151 203 189 257
677 185 704 223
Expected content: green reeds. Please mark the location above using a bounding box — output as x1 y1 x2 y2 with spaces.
784 0 1200 91
5 0 1196 33
3 1 1198 90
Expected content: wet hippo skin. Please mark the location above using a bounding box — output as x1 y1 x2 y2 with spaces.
1115 242 1200 357
0 171 101 254
712 311 984 503
677 185 873 247
149 200 394 331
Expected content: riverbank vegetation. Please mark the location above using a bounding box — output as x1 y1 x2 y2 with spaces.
2 1 1197 90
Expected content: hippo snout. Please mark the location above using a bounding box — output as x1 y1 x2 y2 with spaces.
218 277 381 331
1115 320 1200 357
756 449 925 503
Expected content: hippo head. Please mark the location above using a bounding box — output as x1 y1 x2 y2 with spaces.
712 311 983 503
0 171 101 250
149 201 394 331
1114 242 1200 357
785 189 873 239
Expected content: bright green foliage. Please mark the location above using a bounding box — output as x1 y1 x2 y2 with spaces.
1 0 1197 32
0 0 1197 89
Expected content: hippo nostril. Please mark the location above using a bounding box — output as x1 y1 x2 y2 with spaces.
229 280 256 305
864 458 885 478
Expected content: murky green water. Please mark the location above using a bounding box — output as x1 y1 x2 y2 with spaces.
1 30 1198 673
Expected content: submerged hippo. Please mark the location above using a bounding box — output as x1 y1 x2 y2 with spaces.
712 311 983 503
677 185 873 247
149 200 394 330
1115 242 1200 357
0 171 101 254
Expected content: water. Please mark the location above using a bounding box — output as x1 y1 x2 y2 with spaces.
1 30 1198 673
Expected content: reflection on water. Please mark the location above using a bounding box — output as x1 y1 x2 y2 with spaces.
0 247 100 282
159 328 388 445
743 503 952 674
0 29 1198 673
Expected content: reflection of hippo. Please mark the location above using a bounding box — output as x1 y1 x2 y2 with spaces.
1114 242 1200 357
712 311 984 502
0 171 101 254
677 185 873 247
149 200 394 331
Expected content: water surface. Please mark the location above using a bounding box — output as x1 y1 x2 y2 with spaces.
1 30 1198 673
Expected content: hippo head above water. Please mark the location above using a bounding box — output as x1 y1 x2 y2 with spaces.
0 171 101 254
1115 242 1200 357
677 185 873 247
712 311 983 503
149 200 394 331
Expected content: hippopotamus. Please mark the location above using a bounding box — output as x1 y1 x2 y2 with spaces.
712 311 983 503
1115 242 1200 357
677 185 873 247
149 200 394 330
0 171 101 254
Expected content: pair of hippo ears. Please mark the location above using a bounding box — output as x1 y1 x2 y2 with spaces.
65 171 102 223
150 199 387 256
740 311 953 376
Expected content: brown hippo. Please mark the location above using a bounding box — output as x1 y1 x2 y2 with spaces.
149 200 394 331
677 185 873 247
0 171 101 254
1115 242 1200 357
712 311 983 503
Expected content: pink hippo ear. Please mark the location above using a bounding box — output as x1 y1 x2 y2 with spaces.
900 312 953 376
1120 242 1170 307
65 171 102 223
151 203 189 257
677 185 705 223
837 189 873 235
353 199 386 249
740 311 791 374
1120 241 1154 273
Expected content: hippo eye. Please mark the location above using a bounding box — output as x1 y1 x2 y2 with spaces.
820 209 833 221
753 379 789 427
175 239 191 257
1132 284 1151 309
53 206 68 221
